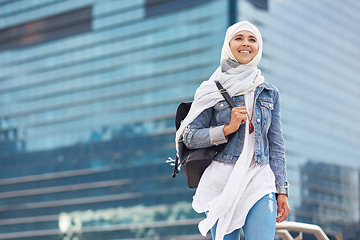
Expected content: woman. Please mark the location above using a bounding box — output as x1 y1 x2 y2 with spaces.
176 21 290 240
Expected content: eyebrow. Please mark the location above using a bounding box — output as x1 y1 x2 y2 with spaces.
234 34 256 39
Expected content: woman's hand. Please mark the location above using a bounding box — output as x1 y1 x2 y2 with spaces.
223 107 247 136
276 194 290 223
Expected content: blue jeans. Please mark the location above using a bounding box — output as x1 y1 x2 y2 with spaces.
209 193 277 240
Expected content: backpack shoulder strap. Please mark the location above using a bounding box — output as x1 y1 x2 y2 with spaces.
215 81 237 108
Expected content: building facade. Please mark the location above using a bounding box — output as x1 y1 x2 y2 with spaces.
0 0 359 239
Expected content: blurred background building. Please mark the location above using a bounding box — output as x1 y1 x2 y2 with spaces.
0 0 359 239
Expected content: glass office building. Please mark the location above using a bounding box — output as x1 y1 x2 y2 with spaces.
0 0 359 239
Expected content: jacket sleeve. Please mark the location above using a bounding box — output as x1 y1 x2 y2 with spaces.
268 90 289 196
182 107 228 149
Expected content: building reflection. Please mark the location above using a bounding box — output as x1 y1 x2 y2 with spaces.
296 161 359 237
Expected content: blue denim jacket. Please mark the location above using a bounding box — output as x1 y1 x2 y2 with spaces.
182 82 288 195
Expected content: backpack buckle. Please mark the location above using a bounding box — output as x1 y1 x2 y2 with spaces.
219 88 227 94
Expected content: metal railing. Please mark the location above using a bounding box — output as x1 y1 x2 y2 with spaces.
276 221 330 240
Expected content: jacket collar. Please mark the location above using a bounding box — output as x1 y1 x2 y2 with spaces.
254 82 274 99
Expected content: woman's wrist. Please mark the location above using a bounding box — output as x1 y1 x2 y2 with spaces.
223 125 234 136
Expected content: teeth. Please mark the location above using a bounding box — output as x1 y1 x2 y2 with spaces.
240 51 250 53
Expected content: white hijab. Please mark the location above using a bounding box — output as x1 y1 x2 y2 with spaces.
176 21 264 145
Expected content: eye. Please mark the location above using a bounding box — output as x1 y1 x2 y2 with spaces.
249 38 257 42
235 37 243 41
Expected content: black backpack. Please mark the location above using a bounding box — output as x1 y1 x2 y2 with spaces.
172 81 236 188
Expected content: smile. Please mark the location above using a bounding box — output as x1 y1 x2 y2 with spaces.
239 50 250 54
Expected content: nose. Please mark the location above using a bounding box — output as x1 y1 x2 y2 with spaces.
242 42 250 47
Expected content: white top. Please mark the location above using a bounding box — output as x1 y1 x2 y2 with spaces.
192 90 276 240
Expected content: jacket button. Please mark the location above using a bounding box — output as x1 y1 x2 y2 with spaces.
257 160 260 163
257 118 260 123
257 139 260 143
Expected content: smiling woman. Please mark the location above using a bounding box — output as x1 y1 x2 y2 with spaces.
176 21 290 240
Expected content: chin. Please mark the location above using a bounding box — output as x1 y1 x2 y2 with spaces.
236 57 254 64
238 60 251 64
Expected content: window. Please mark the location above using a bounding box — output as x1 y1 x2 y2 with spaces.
0 7 92 51
248 0 268 10
145 0 212 17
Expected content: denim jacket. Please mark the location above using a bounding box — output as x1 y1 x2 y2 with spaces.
182 82 289 195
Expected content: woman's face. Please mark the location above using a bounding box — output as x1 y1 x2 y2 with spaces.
229 30 259 64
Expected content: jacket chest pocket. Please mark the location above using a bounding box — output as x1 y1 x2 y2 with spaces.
259 99 273 127
214 100 231 125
